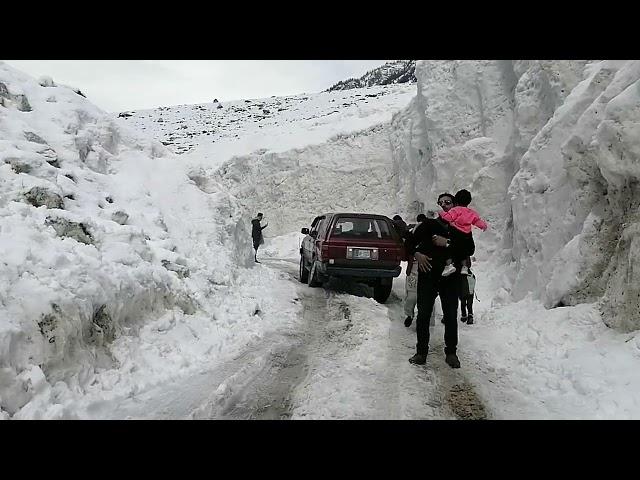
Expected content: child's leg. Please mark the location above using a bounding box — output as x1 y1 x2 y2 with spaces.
404 290 417 319
449 228 472 273
466 297 474 324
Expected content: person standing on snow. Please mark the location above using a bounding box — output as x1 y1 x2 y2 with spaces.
404 214 433 328
392 215 409 239
404 193 462 369
251 212 268 263
405 196 457 328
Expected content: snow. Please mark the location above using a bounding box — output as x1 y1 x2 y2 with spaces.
461 258 640 419
2 59 640 419
117 84 416 170
0 62 298 418
260 231 306 260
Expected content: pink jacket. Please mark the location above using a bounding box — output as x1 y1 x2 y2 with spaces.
439 206 488 234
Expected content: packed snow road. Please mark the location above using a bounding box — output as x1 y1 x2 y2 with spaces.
102 257 487 420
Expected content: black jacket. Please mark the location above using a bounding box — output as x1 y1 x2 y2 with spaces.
392 219 409 239
404 218 453 275
251 218 267 240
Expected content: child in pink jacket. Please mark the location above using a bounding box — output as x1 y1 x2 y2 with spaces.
439 189 487 276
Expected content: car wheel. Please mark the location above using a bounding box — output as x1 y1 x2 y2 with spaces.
308 260 322 287
373 281 393 303
299 255 309 283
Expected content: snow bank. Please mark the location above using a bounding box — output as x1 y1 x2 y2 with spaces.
389 60 640 331
462 259 640 419
510 60 640 330
212 124 402 236
0 62 259 418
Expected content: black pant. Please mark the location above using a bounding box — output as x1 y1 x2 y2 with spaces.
416 270 460 355
460 295 473 317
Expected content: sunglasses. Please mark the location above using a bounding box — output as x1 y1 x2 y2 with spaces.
438 199 453 206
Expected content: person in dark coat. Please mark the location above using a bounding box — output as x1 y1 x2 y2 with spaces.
251 212 268 263
392 215 409 239
404 193 462 369
404 213 432 328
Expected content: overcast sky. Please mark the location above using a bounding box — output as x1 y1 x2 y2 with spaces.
4 60 387 112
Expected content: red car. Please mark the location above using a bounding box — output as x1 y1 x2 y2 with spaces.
299 213 405 303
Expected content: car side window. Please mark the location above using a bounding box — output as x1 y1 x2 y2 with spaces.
311 216 325 235
317 216 331 239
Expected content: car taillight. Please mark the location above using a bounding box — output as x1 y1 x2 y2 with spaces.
321 244 329 259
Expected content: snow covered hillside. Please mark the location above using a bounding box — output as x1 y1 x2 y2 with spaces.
118 84 415 163
119 84 415 236
0 62 299 419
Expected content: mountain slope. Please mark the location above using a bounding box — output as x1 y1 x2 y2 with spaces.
327 60 417 91
115 83 415 161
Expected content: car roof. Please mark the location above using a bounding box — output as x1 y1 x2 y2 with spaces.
324 213 391 220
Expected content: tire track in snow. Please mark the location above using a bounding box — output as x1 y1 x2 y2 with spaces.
105 258 487 420
269 258 488 419
268 261 474 419
204 258 327 419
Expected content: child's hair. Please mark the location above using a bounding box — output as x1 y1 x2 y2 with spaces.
454 189 472 207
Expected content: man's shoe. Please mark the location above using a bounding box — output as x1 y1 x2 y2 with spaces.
466 314 474 325
460 315 468 323
404 316 413 327
460 266 469 275
409 353 427 365
445 353 461 369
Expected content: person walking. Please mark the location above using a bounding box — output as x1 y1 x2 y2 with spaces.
404 214 434 328
404 194 462 369
251 212 268 263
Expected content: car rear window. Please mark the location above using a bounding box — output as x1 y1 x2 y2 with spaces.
330 217 394 240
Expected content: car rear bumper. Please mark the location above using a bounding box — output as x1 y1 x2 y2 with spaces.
318 264 401 278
